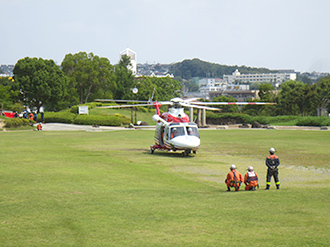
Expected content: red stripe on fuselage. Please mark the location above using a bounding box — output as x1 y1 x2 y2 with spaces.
160 112 189 123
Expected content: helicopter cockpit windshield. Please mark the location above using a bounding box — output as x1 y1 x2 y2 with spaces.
170 126 185 139
186 126 199 137
169 123 199 139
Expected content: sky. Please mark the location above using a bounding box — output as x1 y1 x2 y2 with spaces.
1 0 330 73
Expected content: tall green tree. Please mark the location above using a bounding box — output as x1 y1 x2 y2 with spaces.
0 77 22 112
152 77 182 101
114 55 135 100
13 57 67 111
277 80 316 116
134 76 182 102
258 83 275 101
315 76 330 116
61 52 115 104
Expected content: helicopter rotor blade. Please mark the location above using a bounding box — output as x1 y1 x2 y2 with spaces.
157 101 173 106
180 103 220 111
95 99 150 103
182 97 202 103
190 102 276 105
99 103 153 108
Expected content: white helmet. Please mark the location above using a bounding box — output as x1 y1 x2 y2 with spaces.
248 166 254 171
230 164 236 170
269 147 275 154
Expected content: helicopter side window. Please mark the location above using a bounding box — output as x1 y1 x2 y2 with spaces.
170 127 184 139
164 127 169 140
186 126 199 137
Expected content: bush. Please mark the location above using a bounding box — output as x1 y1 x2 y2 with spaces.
137 106 148 113
77 115 119 126
44 112 76 124
206 113 252 125
70 103 101 114
70 106 79 114
114 114 131 125
4 118 31 128
73 115 124 126
296 117 330 127
268 115 299 123
250 116 271 125
41 110 131 126
84 102 97 109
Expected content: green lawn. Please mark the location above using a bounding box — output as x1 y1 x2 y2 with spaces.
0 129 329 246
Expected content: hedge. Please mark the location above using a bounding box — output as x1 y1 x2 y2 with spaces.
4 118 32 128
296 117 330 127
206 113 330 126
43 112 76 124
206 113 252 125
73 114 123 126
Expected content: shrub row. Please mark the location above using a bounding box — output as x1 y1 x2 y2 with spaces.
206 113 252 125
43 112 76 124
74 114 124 126
4 118 32 128
206 113 330 126
43 112 130 126
296 117 330 127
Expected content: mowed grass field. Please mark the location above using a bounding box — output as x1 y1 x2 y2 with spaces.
0 129 329 246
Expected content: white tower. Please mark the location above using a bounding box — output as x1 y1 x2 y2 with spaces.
120 48 137 75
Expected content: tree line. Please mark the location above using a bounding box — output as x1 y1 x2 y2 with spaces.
210 79 330 117
0 52 182 112
169 58 274 80
0 53 329 117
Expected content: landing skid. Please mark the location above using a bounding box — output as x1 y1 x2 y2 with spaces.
150 145 197 156
150 144 171 154
181 149 197 156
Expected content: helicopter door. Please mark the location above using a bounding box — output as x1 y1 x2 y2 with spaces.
159 126 165 145
164 126 169 140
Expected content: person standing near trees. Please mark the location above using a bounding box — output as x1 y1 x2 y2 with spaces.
265 147 280 190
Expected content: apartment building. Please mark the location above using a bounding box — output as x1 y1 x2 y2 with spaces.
223 69 296 86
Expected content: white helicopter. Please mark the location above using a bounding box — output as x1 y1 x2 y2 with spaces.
97 95 275 156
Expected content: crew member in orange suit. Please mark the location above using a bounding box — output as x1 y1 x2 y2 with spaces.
37 123 42 131
244 166 259 191
225 164 243 191
28 112 34 121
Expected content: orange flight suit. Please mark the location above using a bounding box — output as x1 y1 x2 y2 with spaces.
226 169 243 190
244 171 259 190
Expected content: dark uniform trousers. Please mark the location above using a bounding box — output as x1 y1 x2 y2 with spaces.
266 168 280 187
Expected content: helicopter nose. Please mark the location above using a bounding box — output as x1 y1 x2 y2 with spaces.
186 136 200 148
172 136 200 149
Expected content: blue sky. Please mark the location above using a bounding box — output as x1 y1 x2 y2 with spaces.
1 0 329 72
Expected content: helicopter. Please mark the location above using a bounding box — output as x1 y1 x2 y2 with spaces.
96 95 275 156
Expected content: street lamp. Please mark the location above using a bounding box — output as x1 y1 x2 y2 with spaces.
131 87 138 124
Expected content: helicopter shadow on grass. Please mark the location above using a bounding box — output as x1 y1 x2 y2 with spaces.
141 150 195 158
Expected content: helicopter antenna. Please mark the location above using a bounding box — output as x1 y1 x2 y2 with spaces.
148 87 156 103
